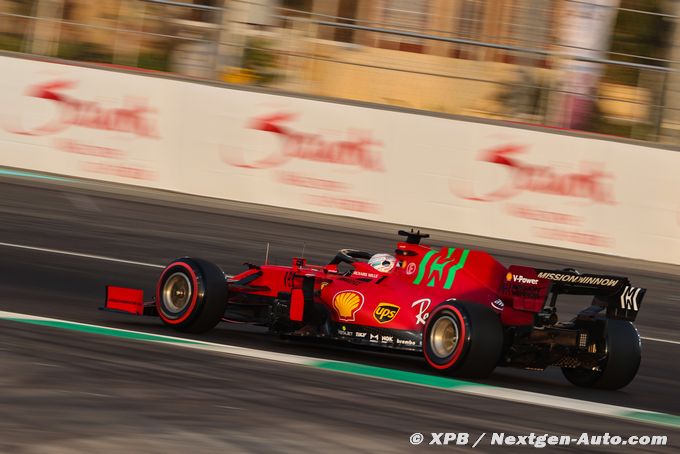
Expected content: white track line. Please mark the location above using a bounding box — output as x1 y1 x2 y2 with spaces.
0 241 164 268
1 309 678 429
0 241 677 345
0 310 319 365
640 336 680 345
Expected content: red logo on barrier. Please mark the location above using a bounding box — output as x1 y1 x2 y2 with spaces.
454 145 616 204
7 80 158 138
223 112 383 171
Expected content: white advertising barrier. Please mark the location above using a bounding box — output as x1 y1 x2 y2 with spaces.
0 57 177 189
0 55 679 265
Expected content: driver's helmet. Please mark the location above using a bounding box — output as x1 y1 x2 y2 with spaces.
368 253 396 273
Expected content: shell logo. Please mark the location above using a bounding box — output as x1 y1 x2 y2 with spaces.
332 291 364 321
506 272 513 281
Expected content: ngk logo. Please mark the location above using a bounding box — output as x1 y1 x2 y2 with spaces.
455 144 616 204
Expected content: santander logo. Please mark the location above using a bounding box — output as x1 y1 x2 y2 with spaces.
455 144 616 204
7 80 158 138
223 112 383 171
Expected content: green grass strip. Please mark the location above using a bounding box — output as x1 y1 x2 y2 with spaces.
6 315 680 430
622 411 680 428
311 360 484 390
6 318 200 345
0 168 73 182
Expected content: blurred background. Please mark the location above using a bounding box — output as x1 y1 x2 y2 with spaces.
1 5 679 451
0 0 678 143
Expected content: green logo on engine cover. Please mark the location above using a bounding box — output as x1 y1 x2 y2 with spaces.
413 248 470 290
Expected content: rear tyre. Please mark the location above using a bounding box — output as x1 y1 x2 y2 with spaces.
423 301 504 378
156 257 227 334
562 320 641 390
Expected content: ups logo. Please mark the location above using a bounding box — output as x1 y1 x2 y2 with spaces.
373 303 400 324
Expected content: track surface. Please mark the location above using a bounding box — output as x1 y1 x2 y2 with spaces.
1 178 679 452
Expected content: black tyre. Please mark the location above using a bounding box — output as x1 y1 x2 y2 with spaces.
423 300 504 378
562 320 641 390
156 257 228 333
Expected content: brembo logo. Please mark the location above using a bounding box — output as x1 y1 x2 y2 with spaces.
223 112 383 170
7 80 158 137
456 145 616 204
506 273 539 285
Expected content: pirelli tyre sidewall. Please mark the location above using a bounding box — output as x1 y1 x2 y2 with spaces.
423 300 504 378
156 258 227 333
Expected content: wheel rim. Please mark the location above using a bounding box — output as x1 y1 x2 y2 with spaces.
162 272 192 314
430 315 459 359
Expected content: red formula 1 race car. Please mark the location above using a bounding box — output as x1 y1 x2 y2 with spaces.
104 230 646 389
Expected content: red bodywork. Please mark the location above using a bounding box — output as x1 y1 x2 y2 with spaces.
104 238 554 343
105 286 145 315
225 240 550 333
103 230 645 380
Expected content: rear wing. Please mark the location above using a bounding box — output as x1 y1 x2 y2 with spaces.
535 269 645 322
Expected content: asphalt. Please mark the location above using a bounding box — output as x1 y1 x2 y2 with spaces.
1 177 679 452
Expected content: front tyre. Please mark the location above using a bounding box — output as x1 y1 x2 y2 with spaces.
423 301 504 378
156 257 228 334
562 320 641 390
